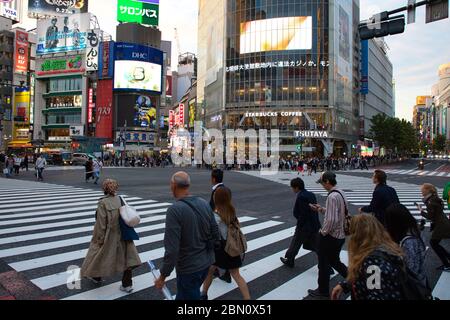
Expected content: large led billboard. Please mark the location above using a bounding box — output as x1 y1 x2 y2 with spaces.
114 60 162 92
113 42 163 93
28 0 88 17
240 16 312 54
36 13 90 55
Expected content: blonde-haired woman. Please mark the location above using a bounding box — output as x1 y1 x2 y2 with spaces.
200 187 250 300
331 214 406 300
81 179 142 292
420 183 450 272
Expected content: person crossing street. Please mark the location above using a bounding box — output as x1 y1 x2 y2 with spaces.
35 154 47 181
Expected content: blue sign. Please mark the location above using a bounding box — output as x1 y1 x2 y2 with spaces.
360 40 369 95
114 42 163 65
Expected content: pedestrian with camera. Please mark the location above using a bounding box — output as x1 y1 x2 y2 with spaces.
419 183 450 272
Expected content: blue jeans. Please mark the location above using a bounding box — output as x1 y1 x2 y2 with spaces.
176 267 209 300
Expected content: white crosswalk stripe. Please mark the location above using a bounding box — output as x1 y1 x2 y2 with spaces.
0 177 448 300
348 168 450 177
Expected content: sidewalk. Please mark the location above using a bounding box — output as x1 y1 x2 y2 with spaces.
0 260 56 300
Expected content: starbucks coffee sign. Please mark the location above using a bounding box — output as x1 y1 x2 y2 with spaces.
295 130 330 138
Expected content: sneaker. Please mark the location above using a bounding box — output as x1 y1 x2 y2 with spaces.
219 271 232 283
307 288 330 298
120 285 134 293
280 257 294 268
436 265 449 271
442 266 450 272
200 293 208 300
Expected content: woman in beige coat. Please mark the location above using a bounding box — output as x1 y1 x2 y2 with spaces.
80 179 142 292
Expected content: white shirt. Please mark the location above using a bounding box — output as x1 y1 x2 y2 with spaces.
212 183 224 191
36 157 46 169
93 160 103 172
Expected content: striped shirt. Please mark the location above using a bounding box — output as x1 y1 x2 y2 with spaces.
320 187 348 239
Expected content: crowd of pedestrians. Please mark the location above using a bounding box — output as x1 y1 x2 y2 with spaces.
76 165 450 300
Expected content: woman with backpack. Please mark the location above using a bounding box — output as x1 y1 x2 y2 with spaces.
331 214 408 300
385 204 427 286
200 187 250 300
419 183 450 272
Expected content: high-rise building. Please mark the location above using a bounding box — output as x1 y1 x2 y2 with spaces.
413 95 433 145
197 0 361 157
431 63 450 142
360 38 394 137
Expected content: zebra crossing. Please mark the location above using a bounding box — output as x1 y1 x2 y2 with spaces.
346 168 450 177
240 171 450 227
0 177 449 300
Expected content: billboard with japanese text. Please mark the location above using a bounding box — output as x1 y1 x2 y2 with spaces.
14 30 29 74
95 79 114 140
117 0 159 26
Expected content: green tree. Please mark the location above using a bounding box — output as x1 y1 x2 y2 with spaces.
369 114 418 154
433 134 447 153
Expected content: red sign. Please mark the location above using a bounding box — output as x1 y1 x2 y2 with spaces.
88 88 94 123
166 75 172 96
14 30 29 74
169 110 175 129
179 104 185 126
95 80 114 140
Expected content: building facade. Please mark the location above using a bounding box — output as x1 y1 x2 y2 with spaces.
197 0 361 157
431 63 450 142
360 38 394 136
412 95 433 146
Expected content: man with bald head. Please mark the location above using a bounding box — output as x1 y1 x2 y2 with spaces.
155 171 220 300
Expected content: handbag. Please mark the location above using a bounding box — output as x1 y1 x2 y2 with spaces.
119 196 141 227
330 190 352 236
303 232 319 252
3 168 8 175
119 215 140 241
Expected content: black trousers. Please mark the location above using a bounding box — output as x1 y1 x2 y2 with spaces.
93 269 133 287
285 226 310 261
317 234 348 295
430 239 450 266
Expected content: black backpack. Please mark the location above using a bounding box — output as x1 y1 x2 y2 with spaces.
372 250 434 300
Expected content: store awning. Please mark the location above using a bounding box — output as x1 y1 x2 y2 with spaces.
8 141 33 148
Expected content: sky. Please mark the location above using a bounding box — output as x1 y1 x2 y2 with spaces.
17 0 450 122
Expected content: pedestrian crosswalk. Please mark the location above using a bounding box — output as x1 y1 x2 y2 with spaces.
240 171 450 227
346 168 450 177
0 177 448 300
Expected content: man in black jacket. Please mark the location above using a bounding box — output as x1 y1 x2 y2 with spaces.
360 170 400 226
281 178 320 268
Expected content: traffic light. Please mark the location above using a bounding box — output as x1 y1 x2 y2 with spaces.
426 0 449 23
359 16 405 40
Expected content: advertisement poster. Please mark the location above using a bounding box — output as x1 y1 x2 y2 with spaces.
0 0 19 22
37 55 84 76
114 60 162 92
113 42 163 93
14 30 29 74
240 17 312 54
117 94 158 130
339 6 350 63
117 0 159 26
95 79 114 140
188 99 196 128
13 88 31 141
98 41 114 79
36 13 90 54
28 0 88 17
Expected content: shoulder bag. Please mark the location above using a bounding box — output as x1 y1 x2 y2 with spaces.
119 196 141 227
330 190 352 236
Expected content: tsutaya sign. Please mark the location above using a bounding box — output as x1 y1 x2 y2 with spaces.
245 111 303 118
295 131 330 138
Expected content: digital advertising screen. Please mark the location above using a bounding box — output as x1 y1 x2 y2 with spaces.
114 60 162 93
28 0 88 17
116 94 158 130
240 16 312 54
